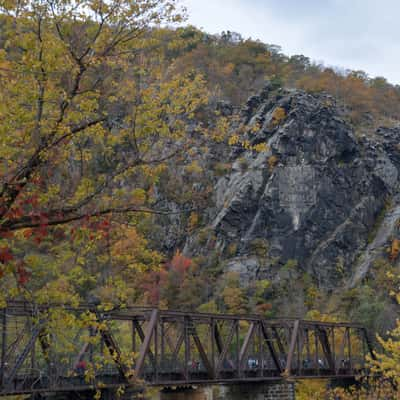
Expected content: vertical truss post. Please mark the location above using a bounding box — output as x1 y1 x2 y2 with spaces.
314 326 319 375
332 327 336 373
297 328 301 374
347 328 352 371
285 320 299 376
211 318 215 375
184 317 190 380
0 309 6 387
154 323 158 382
258 321 264 377
236 320 240 377
131 320 136 354
89 326 95 364
160 320 165 373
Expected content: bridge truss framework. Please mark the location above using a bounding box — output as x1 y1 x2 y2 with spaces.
0 302 375 397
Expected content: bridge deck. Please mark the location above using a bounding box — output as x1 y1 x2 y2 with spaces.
0 302 374 396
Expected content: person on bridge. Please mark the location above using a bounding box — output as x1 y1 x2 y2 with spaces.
75 360 87 376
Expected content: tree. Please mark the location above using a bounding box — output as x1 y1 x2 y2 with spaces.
0 0 212 301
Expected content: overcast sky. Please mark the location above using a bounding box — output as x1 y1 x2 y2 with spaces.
182 0 400 84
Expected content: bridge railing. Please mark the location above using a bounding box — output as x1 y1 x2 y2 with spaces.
0 302 375 396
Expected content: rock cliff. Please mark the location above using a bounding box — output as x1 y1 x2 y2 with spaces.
185 85 400 290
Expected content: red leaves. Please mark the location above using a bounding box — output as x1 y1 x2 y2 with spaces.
22 194 39 208
8 206 23 219
0 248 31 285
0 247 13 263
86 218 111 240
16 264 31 286
168 251 192 274
141 251 194 306
23 229 33 239
0 230 14 239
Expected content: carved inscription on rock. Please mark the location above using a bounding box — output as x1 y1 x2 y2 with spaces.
278 165 316 229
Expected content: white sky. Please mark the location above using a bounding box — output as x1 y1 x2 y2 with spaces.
182 0 400 84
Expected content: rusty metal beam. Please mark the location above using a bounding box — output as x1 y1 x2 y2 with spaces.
271 326 287 359
317 327 335 371
133 319 156 366
0 303 374 396
5 324 42 387
134 309 159 377
214 323 223 354
216 321 236 374
171 329 184 364
285 320 299 376
101 325 128 379
0 310 6 387
188 318 214 379
363 329 376 360
239 322 255 372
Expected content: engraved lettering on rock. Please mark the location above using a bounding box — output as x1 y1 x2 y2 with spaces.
278 165 316 230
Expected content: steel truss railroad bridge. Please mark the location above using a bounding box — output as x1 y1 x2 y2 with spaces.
0 302 375 397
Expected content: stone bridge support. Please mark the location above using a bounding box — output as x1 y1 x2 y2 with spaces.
219 382 295 400
154 383 295 400
28 383 297 400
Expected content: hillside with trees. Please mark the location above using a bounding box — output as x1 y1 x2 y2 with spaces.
1 2 400 398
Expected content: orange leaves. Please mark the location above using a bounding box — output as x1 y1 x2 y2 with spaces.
140 250 194 307
110 225 141 258
267 155 278 171
169 250 192 273
388 238 400 262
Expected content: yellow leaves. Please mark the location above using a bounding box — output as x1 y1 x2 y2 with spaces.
252 142 268 152
112 226 141 258
38 184 61 205
369 319 400 388
222 272 248 314
131 188 147 206
187 212 199 232
255 279 270 294
268 155 278 171
271 106 287 126
70 178 95 204
388 238 400 261
228 134 240 145
228 124 269 153
222 63 235 75
110 225 162 275
296 380 329 400
185 160 202 175
210 116 230 142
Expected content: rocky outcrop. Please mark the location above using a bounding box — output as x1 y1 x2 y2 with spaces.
189 85 400 289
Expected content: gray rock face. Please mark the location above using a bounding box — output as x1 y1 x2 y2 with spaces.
200 87 400 289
